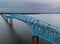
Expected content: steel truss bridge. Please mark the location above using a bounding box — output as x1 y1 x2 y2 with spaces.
1 13 60 44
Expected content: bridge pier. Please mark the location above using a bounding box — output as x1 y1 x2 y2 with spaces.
32 36 39 44
8 19 13 29
1 14 13 29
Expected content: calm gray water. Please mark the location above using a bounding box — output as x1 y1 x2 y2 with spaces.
28 14 60 26
0 15 52 44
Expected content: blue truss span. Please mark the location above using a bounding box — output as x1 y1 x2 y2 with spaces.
2 14 60 44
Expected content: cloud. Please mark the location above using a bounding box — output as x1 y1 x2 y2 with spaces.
0 0 60 13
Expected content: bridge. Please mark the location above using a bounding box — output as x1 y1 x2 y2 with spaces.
1 14 60 44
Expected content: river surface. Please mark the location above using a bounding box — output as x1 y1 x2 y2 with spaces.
0 14 58 44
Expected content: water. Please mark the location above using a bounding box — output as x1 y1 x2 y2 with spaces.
0 15 52 44
28 14 60 26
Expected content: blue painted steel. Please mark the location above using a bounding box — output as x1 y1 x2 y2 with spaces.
5 14 60 44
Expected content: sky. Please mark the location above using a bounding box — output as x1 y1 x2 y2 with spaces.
0 0 60 13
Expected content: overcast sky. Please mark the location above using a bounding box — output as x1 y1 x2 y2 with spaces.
0 0 60 13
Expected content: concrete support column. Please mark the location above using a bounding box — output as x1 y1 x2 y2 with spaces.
32 36 34 44
5 17 8 22
9 19 13 29
32 36 39 44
